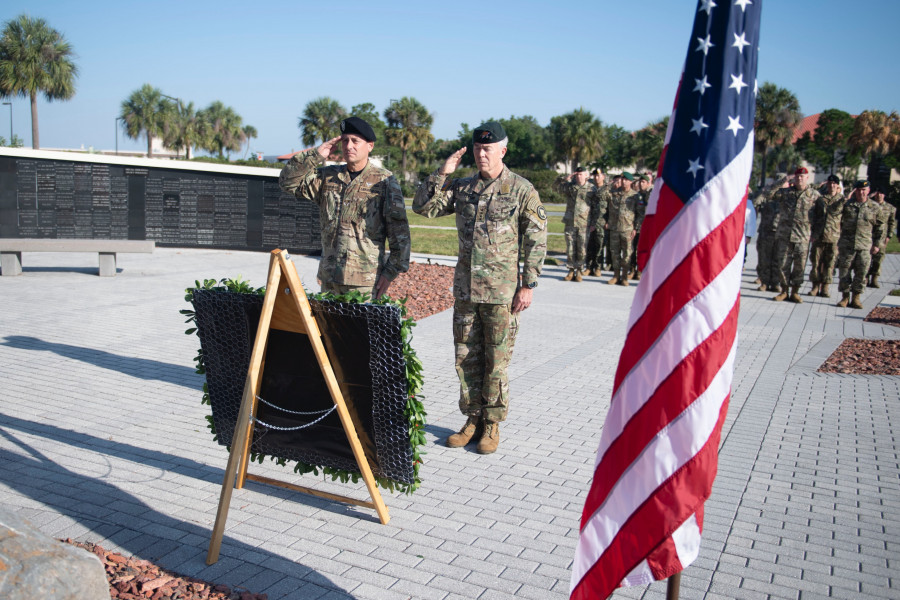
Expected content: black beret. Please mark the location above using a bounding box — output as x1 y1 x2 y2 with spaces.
340 117 376 142
854 180 869 189
473 121 507 144
591 168 602 175
575 166 588 173
826 174 841 183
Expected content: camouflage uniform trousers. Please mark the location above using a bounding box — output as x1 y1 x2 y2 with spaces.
564 225 588 270
321 281 377 296
755 232 779 287
453 300 519 423
867 248 886 280
629 232 640 275
773 238 810 289
809 241 838 286
585 228 604 271
609 230 633 277
837 247 872 294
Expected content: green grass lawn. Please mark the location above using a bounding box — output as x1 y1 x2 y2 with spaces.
411 227 566 256
886 235 899 254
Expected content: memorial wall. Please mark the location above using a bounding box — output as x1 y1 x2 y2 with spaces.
0 149 321 254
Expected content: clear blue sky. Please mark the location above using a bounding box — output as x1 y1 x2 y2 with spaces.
3 0 899 157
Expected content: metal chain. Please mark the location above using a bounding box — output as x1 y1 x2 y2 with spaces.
256 395 333 416
253 405 336 431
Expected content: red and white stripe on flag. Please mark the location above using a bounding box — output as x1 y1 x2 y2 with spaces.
571 1 761 598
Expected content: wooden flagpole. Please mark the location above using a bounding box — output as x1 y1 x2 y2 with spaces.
666 572 681 600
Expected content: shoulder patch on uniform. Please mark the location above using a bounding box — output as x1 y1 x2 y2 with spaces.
501 183 511 194
441 179 453 191
537 205 547 220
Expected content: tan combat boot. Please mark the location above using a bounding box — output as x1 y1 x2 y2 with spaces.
617 270 629 286
808 283 820 297
837 292 850 308
574 269 583 282
607 274 619 285
850 293 863 309
563 269 575 282
590 268 602 277
788 286 803 303
446 416 481 448
634 271 641 281
871 276 880 289
819 285 831 298
773 289 788 301
476 422 500 454
757 283 767 292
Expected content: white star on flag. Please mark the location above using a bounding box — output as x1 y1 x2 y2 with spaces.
699 0 717 15
729 73 748 94
726 116 744 136
732 32 750 53
686 158 704 177
735 0 752 11
693 76 712 95
690 117 709 136
695 35 714 55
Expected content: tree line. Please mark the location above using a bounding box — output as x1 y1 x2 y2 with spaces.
2 14 899 196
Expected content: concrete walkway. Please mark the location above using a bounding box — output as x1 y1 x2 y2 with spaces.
0 247 898 599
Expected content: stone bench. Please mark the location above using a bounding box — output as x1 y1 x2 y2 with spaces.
0 239 155 277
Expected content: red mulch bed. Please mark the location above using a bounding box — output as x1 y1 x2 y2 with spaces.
818 306 900 375
64 540 267 600
387 261 455 321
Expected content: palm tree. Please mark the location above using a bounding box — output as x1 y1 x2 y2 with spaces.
199 101 244 159
631 116 669 172
753 82 802 187
163 101 204 159
549 108 605 172
299 97 346 147
120 84 171 157
0 14 78 149
848 110 900 191
384 97 434 175
241 125 257 159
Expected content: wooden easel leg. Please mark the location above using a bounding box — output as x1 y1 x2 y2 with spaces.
666 572 681 600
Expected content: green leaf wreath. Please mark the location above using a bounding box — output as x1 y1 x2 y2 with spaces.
181 277 426 495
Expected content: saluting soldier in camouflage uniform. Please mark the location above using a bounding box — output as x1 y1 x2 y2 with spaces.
585 169 610 276
772 167 820 303
279 117 410 297
629 174 652 281
808 174 846 298
413 122 547 454
555 167 594 281
754 174 788 292
606 172 644 286
836 180 885 308
866 187 896 288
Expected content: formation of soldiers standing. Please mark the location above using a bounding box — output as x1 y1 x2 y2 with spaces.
753 167 897 309
554 169 650 285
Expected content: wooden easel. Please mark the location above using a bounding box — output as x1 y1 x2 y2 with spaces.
206 249 390 565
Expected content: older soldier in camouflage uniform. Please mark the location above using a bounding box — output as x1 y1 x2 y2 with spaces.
555 167 594 282
836 181 885 308
606 172 644 286
413 122 547 454
808 174 846 298
585 169 610 276
772 167 820 303
279 117 410 296
754 174 788 292
867 187 896 288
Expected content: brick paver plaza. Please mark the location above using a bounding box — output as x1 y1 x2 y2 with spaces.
1 247 898 599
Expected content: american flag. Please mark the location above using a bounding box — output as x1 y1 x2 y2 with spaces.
570 1 761 598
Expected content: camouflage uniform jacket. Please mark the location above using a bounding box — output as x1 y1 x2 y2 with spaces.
875 201 897 247
590 184 611 231
607 190 644 232
556 178 594 228
413 165 547 304
774 185 820 242
752 180 786 234
634 190 650 233
837 199 884 252
278 149 410 287
811 193 846 244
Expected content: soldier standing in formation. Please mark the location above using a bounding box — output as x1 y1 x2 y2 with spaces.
629 174 652 281
772 167 820 303
867 187 896 288
278 117 411 297
808 174 846 298
585 168 610 276
753 174 788 292
413 122 547 454
555 167 594 282
606 172 644 286
835 181 885 309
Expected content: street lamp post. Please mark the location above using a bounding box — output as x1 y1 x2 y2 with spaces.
115 117 123 155
160 94 184 158
2 102 12 144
